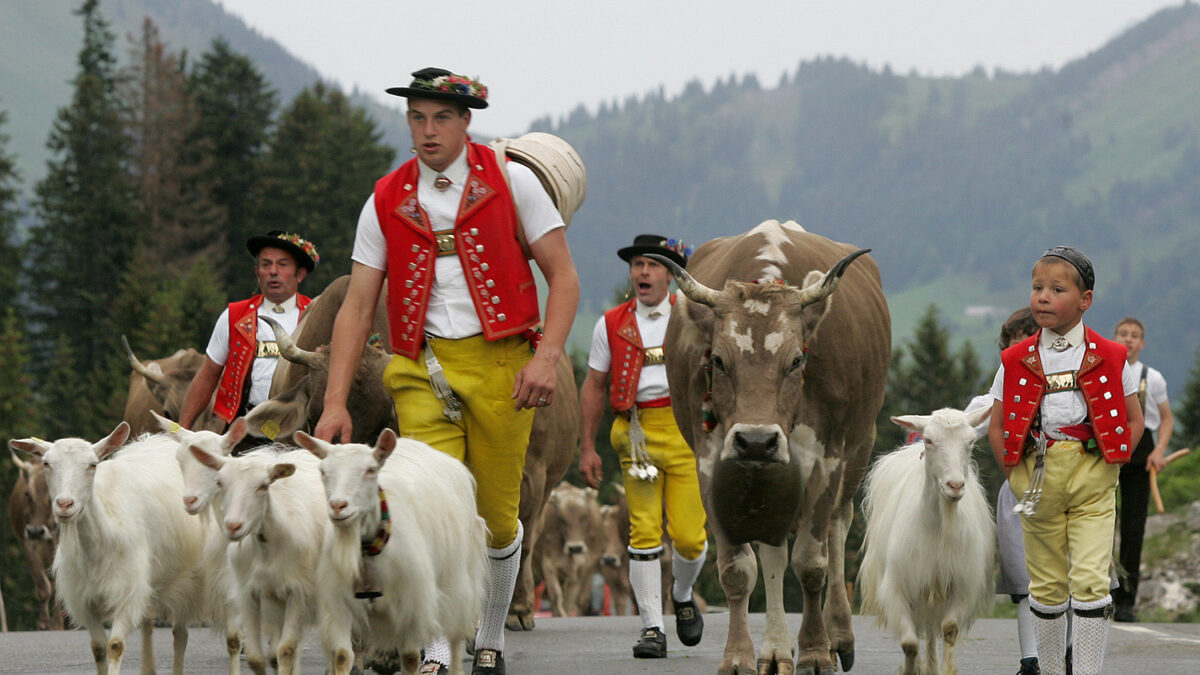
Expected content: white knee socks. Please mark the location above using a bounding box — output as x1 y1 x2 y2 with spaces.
476 520 523 653
628 546 663 630
671 543 707 604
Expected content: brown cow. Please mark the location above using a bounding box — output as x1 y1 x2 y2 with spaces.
7 450 63 630
244 275 578 631
120 338 224 434
533 483 603 617
655 220 889 675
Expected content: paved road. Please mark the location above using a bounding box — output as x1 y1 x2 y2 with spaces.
2 611 1198 673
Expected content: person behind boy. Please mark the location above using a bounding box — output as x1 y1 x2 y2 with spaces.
987 246 1144 675
1111 317 1173 622
578 234 707 659
967 306 1040 674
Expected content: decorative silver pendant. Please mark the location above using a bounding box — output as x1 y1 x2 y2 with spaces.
433 174 452 191
1050 336 1070 352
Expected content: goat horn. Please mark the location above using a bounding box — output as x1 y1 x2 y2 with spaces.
121 335 165 384
795 248 871 307
645 253 724 308
258 315 323 369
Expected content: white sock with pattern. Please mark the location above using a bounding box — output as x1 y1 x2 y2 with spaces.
422 637 451 667
1030 598 1069 675
475 520 523 653
1071 596 1113 675
629 547 663 630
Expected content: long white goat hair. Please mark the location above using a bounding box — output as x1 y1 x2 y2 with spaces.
859 408 994 638
296 429 488 673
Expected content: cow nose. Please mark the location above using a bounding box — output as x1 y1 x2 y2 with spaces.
25 524 46 539
733 429 780 461
601 555 619 567
566 543 585 555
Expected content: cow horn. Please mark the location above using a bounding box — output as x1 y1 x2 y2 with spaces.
795 248 871 307
258 315 323 369
121 335 165 384
645 253 724 308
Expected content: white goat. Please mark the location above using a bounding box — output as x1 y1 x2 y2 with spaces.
152 410 246 675
293 429 488 675
191 442 329 675
858 407 995 675
10 424 204 675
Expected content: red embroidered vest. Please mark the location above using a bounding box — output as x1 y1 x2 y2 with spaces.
999 327 1131 466
374 142 540 359
603 296 675 413
213 293 312 423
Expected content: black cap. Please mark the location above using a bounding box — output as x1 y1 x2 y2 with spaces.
617 234 692 269
1040 246 1094 291
247 231 319 273
386 67 489 109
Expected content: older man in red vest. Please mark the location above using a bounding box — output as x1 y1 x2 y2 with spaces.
314 67 579 675
180 230 318 430
579 234 708 660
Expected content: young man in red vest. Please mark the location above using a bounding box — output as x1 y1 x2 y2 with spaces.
987 246 1144 675
180 230 318 430
579 234 707 660
314 68 579 675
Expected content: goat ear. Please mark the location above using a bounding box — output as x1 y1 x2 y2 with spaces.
150 409 177 434
224 418 249 449
189 444 224 471
269 463 296 482
890 415 927 436
374 428 397 464
964 404 993 430
9 443 44 466
293 431 327 459
95 422 131 460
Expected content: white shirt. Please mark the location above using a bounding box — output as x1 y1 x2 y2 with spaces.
1127 361 1169 431
588 296 672 402
989 323 1137 440
351 146 565 339
204 295 302 407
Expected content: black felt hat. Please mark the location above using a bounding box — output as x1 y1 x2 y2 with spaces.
617 234 692 269
246 231 320 273
386 67 489 109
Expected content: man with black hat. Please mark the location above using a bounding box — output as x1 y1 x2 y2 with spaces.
179 230 319 430
578 234 707 660
313 68 579 675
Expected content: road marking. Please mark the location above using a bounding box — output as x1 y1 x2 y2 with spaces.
1112 624 1200 644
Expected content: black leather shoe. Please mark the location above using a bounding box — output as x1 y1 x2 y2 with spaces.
1017 656 1040 674
632 627 667 658
472 648 504 675
1113 604 1136 622
674 598 704 646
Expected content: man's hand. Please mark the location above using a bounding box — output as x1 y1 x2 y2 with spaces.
314 405 353 443
1147 446 1167 473
579 443 603 488
513 351 557 410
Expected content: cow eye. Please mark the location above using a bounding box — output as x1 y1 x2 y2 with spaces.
787 356 805 374
711 355 726 372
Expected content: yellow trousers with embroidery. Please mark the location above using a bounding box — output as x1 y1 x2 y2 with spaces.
1009 439 1120 606
610 406 707 559
382 334 533 549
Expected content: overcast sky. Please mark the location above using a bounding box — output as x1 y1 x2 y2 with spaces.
215 0 1184 137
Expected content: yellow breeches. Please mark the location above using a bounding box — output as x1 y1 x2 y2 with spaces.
382 334 534 549
1009 439 1121 606
610 406 707 559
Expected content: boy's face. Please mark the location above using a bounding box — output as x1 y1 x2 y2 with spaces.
1114 322 1145 362
1030 260 1092 334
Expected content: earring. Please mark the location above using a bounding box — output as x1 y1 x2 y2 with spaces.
410 146 416 154
624 283 633 300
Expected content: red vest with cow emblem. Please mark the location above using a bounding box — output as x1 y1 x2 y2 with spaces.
213 293 312 423
603 296 675 413
999 327 1131 466
373 142 540 359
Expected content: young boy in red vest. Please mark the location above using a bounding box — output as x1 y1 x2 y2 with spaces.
579 234 707 659
987 246 1144 675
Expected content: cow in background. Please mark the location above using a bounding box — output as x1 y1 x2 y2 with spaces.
120 339 223 434
7 450 63 630
243 275 579 632
656 220 889 674
534 483 603 617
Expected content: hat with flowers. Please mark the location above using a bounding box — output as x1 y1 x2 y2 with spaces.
387 67 489 109
247 230 320 272
618 233 692 269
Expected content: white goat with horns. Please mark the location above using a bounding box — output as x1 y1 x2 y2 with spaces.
293 429 488 675
10 424 204 675
858 407 995 675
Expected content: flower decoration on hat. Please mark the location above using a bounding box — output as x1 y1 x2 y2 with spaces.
277 232 320 266
413 74 488 102
664 237 694 260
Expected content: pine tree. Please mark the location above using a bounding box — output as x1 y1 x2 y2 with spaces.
255 82 396 293
1175 345 1200 450
187 38 277 295
0 110 20 310
0 308 39 629
26 0 139 435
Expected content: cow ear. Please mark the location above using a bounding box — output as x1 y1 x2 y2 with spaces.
95 422 131 460
374 428 397 464
682 293 716 334
795 269 835 328
244 378 310 441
